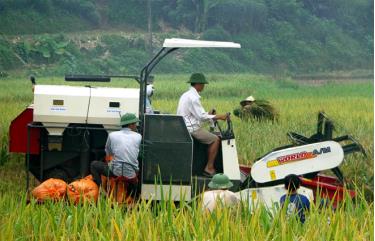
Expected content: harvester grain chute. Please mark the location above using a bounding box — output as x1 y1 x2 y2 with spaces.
8 38 364 206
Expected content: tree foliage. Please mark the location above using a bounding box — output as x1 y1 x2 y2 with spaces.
0 0 372 74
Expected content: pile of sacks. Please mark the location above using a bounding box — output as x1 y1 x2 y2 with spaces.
32 175 99 204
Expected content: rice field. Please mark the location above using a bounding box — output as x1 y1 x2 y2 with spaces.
0 74 373 240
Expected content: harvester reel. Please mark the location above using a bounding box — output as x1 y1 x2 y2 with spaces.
242 112 367 188
287 132 311 145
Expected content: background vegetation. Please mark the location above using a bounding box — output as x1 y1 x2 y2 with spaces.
0 0 373 76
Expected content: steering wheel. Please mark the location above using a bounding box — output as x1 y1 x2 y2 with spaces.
214 112 234 140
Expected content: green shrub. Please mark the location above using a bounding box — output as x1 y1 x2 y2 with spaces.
0 37 20 69
202 25 232 41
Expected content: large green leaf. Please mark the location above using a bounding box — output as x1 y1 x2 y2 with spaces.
55 41 69 49
54 48 65 55
40 47 51 58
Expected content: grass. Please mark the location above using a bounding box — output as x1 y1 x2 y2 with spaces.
0 176 373 240
0 73 373 240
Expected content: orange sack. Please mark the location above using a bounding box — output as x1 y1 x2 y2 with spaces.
32 178 67 202
67 177 99 204
100 175 136 204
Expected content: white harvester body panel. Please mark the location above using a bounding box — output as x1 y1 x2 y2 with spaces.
236 185 314 209
141 184 192 201
222 139 241 180
236 184 314 208
34 85 91 124
88 87 139 125
251 141 344 183
33 85 139 134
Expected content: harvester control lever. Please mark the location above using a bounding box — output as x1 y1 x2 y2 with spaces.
220 113 234 140
30 76 36 85
209 108 217 132
211 111 234 140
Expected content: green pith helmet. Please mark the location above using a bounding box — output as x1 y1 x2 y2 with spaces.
120 113 139 126
187 73 209 84
208 173 233 189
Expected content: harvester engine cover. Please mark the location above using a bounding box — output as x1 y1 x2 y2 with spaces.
33 85 139 135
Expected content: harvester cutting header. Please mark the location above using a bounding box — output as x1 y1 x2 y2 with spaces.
9 38 365 206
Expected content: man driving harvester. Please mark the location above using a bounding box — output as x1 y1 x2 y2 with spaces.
177 73 228 177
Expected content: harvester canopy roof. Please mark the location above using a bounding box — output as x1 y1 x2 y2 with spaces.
163 38 241 48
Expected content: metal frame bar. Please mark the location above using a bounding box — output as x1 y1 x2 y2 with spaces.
138 47 179 131
26 125 30 192
65 75 140 83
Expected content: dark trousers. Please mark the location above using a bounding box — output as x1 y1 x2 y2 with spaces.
90 161 139 197
90 161 115 187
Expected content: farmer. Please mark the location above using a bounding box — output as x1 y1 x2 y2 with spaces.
146 84 154 114
233 95 255 120
280 174 310 223
202 173 239 212
240 95 256 107
233 95 278 121
90 113 142 188
177 73 228 177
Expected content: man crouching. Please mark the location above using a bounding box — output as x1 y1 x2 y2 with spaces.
90 113 142 190
202 173 239 212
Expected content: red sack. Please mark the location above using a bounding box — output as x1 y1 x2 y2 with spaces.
67 178 99 204
32 178 67 202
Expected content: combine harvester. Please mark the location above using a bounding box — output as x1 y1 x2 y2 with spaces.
8 38 365 207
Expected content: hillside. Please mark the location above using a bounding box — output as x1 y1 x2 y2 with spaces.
0 0 373 76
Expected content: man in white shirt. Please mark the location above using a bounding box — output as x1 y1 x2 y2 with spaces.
177 73 227 177
90 113 142 187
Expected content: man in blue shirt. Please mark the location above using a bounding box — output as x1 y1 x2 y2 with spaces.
90 113 142 188
280 174 310 223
